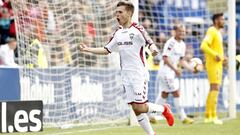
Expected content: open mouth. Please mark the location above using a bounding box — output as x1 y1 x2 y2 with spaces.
117 18 120 22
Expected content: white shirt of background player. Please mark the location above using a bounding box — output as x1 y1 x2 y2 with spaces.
159 37 186 77
0 42 18 67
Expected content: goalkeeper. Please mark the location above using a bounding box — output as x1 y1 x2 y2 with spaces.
200 13 226 125
80 1 174 135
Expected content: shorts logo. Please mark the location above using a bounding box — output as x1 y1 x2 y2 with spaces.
135 92 142 96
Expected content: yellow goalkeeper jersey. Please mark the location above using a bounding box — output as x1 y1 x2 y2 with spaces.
201 26 224 66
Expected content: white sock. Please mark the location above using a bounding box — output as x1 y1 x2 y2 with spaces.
155 96 167 105
147 102 164 114
137 113 155 135
173 97 187 121
149 96 167 119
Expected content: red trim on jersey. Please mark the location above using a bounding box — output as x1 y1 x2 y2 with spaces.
104 47 111 53
128 100 148 105
106 36 114 45
106 27 121 44
163 55 168 57
129 22 137 28
132 24 153 47
139 46 145 66
148 43 153 49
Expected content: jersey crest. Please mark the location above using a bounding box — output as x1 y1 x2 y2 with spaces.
129 33 134 40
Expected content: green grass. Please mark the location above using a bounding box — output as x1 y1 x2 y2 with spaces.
3 114 240 135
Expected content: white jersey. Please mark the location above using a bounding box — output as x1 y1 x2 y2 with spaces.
159 37 186 77
0 44 18 67
105 22 154 81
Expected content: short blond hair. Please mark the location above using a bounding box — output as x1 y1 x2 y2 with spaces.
173 24 185 31
117 0 134 16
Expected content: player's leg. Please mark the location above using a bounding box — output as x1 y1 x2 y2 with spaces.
125 82 155 135
155 76 168 105
149 77 169 124
147 82 174 126
133 108 155 135
155 91 168 105
205 83 222 124
205 67 223 124
172 90 194 124
209 83 223 124
132 102 174 126
149 91 168 124
205 84 212 123
131 81 174 126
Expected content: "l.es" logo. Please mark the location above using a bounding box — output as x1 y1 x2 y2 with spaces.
0 101 43 133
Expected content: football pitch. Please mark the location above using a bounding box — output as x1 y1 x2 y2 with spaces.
3 113 240 135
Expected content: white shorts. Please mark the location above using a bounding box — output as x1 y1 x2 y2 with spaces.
158 75 179 93
123 80 148 104
121 70 149 104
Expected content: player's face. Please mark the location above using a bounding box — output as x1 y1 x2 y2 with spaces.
9 41 17 50
116 6 131 25
217 16 225 28
175 27 186 40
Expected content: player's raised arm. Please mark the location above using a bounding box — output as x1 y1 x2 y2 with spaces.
79 43 109 55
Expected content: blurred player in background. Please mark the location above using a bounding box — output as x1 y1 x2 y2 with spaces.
80 1 174 135
151 24 199 124
200 13 225 125
0 37 18 67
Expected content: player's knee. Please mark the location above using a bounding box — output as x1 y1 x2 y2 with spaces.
132 104 141 113
172 90 180 97
132 107 141 115
161 91 169 98
132 103 147 114
210 84 219 90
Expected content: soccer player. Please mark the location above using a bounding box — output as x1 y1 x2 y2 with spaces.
200 13 225 125
152 24 197 124
79 1 174 135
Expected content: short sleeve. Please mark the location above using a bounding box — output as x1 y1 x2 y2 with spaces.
162 40 174 57
104 30 119 53
104 36 118 53
134 24 154 47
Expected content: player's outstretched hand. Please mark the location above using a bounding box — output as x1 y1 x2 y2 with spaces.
79 43 88 52
149 44 159 56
